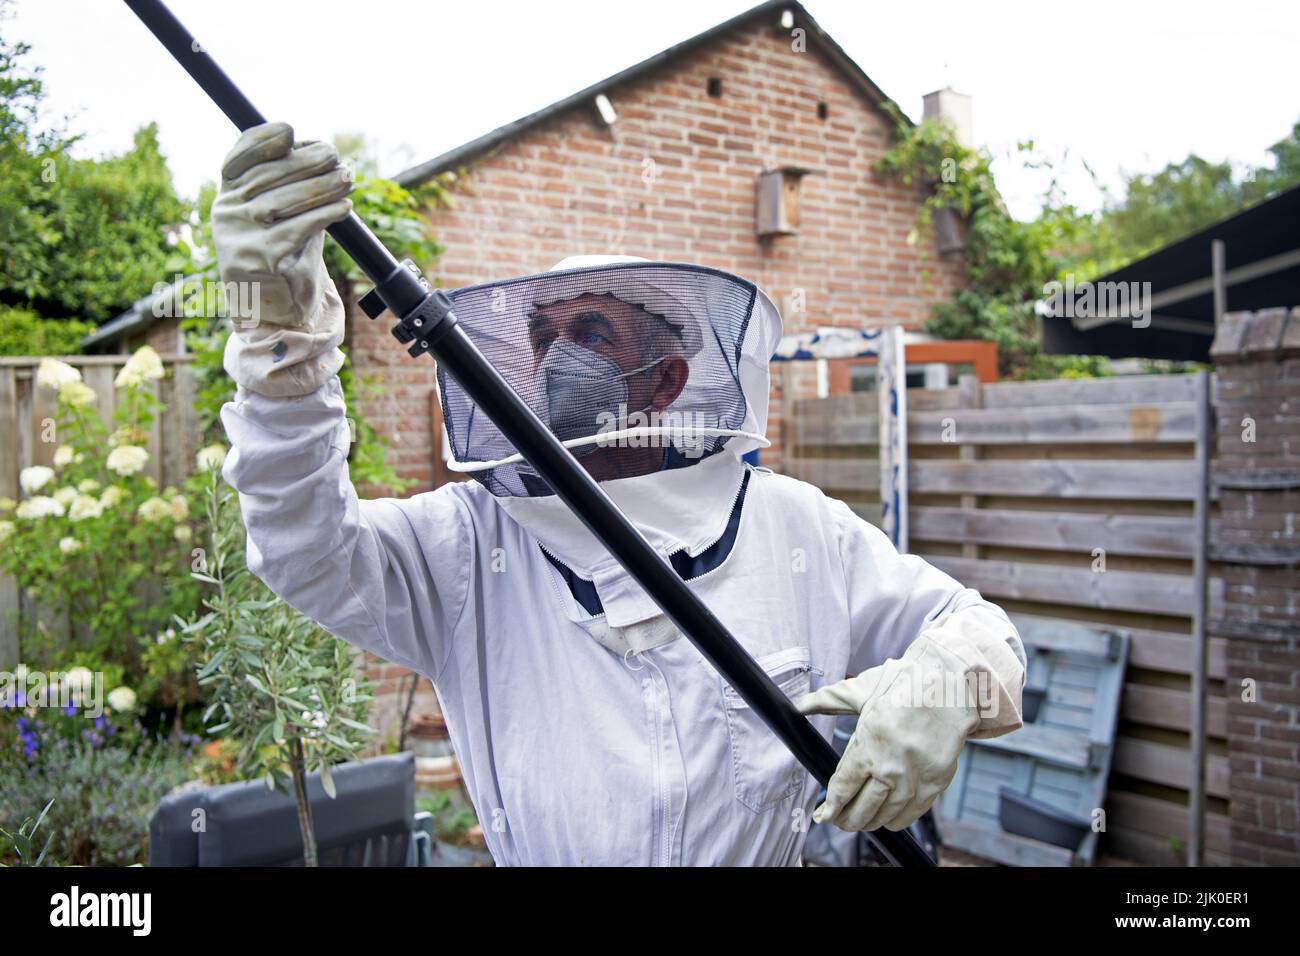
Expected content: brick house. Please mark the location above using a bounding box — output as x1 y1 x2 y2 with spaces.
352 0 967 490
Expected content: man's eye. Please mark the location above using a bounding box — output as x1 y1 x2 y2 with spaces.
578 330 609 347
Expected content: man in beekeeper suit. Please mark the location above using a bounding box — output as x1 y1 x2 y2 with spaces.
215 122 1026 866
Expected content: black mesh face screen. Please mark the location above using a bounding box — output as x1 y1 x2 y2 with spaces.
438 262 760 497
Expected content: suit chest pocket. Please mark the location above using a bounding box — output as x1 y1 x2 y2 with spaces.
721 646 817 813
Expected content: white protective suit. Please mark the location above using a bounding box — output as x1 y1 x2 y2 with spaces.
216 123 1026 866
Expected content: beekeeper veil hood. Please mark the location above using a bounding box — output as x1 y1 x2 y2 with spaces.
437 255 782 574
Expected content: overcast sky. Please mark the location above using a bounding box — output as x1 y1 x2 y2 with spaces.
11 0 1299 220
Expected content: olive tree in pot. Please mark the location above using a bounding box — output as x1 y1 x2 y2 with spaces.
181 457 376 866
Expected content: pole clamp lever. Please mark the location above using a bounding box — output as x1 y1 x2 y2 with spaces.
393 289 456 358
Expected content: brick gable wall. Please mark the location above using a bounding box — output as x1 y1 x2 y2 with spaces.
349 17 965 491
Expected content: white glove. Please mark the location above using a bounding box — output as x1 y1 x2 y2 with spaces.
212 122 354 397
797 605 1025 832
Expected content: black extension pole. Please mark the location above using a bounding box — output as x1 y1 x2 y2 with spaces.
122 0 933 868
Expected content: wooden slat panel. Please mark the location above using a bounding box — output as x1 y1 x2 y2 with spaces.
0 367 17 669
1112 737 1229 798
797 401 1196 446
80 364 118 432
29 374 57 468
0 355 191 366
911 460 1198 500
926 555 1217 617
786 457 880 491
1105 824 1232 867
904 387 965 411
0 367 17 497
1123 683 1228 737
790 458 1197 499
1124 627 1228 680
981 373 1200 408
1106 790 1231 856
912 505 1198 558
146 377 163 485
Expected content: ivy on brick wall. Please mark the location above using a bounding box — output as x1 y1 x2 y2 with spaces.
874 107 1106 381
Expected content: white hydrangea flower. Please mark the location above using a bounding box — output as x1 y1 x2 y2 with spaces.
114 346 165 389
19 465 55 494
106 445 149 477
169 495 190 521
0 520 14 544
16 496 63 519
52 487 78 507
35 358 81 391
59 536 82 555
68 494 104 521
108 425 148 448
106 686 137 712
173 524 192 543
57 381 98 408
53 446 76 468
137 497 172 522
196 444 228 470
77 479 100 493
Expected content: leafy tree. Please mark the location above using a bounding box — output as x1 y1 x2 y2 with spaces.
1103 122 1300 260
0 3 192 339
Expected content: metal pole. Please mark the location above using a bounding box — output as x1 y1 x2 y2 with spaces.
878 326 909 551
121 0 934 867
1212 239 1227 334
1190 247 1223 867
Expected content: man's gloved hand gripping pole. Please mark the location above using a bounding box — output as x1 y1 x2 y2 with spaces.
122 0 937 866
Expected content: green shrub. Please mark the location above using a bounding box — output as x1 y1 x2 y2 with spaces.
0 710 197 866
0 304 93 357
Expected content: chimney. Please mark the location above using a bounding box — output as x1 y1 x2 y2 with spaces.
922 87 973 149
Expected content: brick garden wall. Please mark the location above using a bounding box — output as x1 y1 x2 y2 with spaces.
1210 306 1300 865
348 16 965 491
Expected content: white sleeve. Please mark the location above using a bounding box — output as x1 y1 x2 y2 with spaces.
219 378 472 682
833 499 1026 695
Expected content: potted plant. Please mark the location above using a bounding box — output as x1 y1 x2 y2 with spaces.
181 461 377 865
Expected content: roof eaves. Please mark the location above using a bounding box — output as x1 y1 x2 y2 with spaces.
394 0 908 187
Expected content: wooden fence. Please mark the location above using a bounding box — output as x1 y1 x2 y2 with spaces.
0 355 200 667
785 372 1229 865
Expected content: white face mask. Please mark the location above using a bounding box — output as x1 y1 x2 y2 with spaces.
533 339 662 455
